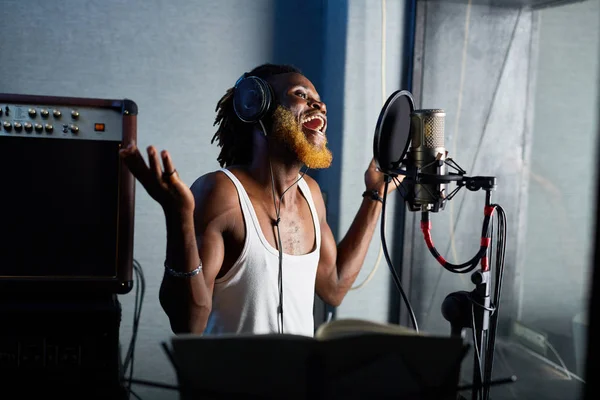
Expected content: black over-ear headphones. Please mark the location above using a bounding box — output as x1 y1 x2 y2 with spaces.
233 73 274 123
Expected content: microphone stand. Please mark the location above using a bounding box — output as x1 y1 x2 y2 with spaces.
390 157 507 400
438 177 499 400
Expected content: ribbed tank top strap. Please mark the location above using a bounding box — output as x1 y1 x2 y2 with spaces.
219 168 263 241
297 177 321 250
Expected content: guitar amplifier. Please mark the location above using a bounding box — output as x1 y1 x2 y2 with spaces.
0 94 137 294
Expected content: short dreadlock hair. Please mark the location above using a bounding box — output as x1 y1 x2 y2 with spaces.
211 63 302 167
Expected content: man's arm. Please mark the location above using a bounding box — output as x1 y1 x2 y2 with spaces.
309 160 393 307
119 144 229 334
312 188 382 306
159 172 231 334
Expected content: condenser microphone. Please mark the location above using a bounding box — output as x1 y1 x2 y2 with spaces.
373 91 458 213
404 109 448 212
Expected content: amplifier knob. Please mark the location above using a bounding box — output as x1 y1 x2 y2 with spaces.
53 110 62 118
14 122 23 132
70 124 79 134
28 108 37 118
3 121 12 132
45 124 53 133
71 110 80 119
40 109 50 118
35 123 43 133
24 122 33 133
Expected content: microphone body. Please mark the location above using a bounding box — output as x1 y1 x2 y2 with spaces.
405 109 448 212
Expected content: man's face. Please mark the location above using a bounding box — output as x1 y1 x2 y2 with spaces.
268 73 333 169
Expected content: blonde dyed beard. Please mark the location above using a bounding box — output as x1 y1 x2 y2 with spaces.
270 105 333 169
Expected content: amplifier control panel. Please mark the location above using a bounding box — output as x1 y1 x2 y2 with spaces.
0 103 122 142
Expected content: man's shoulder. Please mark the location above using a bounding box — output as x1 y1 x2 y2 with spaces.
302 174 323 200
190 169 239 212
301 174 326 220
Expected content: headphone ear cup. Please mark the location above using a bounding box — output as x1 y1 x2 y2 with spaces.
233 76 273 123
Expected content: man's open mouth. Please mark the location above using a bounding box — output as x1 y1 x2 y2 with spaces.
301 114 326 134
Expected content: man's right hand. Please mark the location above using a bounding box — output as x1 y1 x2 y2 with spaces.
120 142 195 216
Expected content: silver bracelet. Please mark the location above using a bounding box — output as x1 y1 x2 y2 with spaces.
164 260 203 278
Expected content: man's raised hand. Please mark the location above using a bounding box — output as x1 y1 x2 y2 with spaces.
120 143 195 215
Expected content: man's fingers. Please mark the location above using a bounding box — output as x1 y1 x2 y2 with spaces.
119 143 153 186
120 143 146 173
147 146 163 181
368 158 379 171
161 150 177 181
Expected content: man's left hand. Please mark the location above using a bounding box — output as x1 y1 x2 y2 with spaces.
364 158 402 197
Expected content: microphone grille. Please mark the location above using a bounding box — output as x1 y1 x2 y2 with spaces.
414 109 445 148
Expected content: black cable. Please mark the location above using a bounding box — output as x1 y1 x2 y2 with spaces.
123 268 139 369
123 260 146 399
269 161 284 334
123 263 139 398
124 261 143 366
471 303 484 400
381 178 419 332
483 205 507 400
419 195 494 325
129 389 143 400
127 263 137 398
268 160 309 334
128 274 139 399
421 211 491 274
131 261 145 397
274 223 284 334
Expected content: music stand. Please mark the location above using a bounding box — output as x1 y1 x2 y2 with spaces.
166 332 467 400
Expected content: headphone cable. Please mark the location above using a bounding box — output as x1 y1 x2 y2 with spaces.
260 120 309 334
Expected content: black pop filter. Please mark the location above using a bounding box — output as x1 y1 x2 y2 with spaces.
373 90 415 175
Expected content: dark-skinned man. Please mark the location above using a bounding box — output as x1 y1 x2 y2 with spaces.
119 64 398 337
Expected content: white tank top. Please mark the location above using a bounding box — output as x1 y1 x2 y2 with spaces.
204 168 321 337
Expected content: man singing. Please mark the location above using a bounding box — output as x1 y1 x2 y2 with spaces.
120 64 397 336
